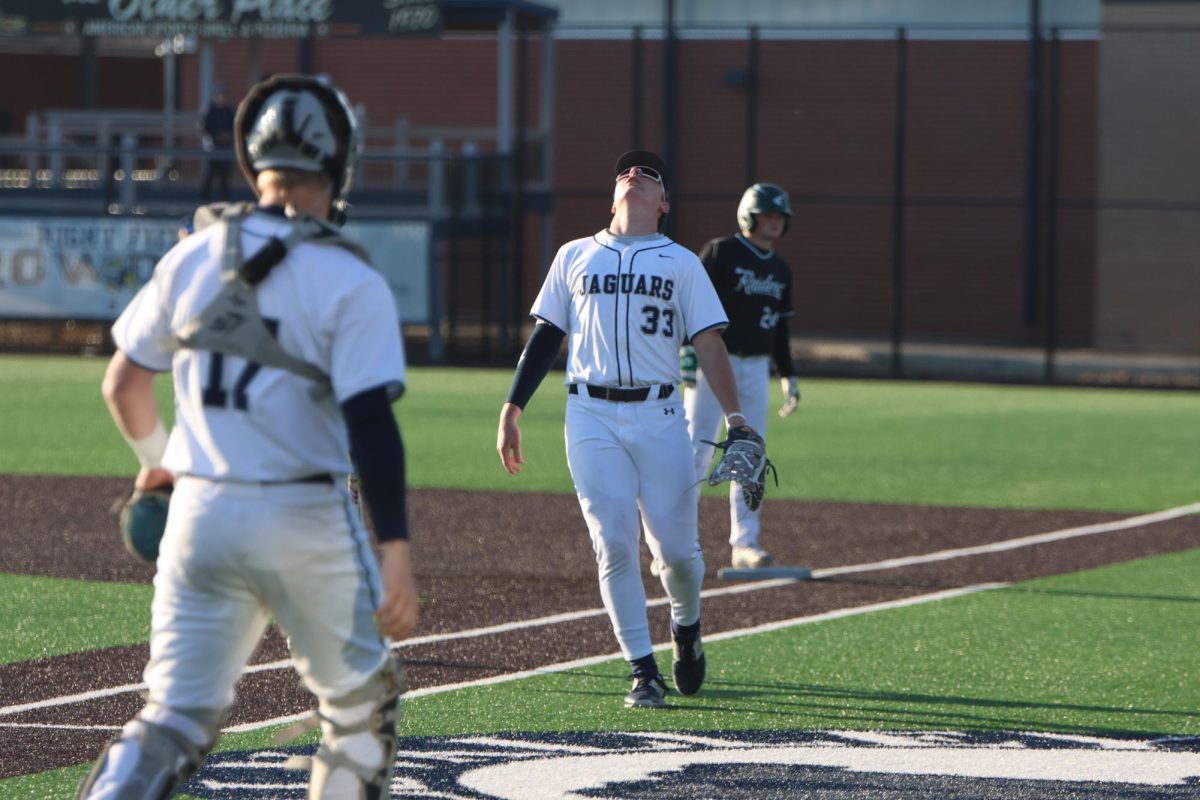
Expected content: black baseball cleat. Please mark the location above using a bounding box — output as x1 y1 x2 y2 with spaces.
672 634 706 696
624 673 668 708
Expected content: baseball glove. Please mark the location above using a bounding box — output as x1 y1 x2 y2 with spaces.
704 425 777 512
118 488 171 562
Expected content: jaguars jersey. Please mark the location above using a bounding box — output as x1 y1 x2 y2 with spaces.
697 233 793 358
112 210 406 482
531 229 727 387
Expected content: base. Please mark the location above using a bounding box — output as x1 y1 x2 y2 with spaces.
717 565 813 582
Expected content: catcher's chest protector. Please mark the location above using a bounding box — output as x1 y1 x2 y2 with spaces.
168 208 371 392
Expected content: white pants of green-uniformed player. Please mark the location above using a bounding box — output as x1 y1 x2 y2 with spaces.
685 354 771 549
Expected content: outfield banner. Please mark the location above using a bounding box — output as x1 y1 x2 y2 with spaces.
0 216 431 324
0 0 441 39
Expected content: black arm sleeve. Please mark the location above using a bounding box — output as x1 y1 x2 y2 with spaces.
341 385 408 542
772 320 795 378
505 321 566 409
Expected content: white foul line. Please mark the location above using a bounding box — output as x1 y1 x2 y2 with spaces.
1 501 1195 724
812 501 1200 579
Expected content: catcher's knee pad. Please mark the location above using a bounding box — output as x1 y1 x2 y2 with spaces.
76 704 224 799
294 657 406 800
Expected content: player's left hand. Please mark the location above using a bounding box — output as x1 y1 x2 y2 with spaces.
778 377 801 418
497 403 524 475
376 540 419 641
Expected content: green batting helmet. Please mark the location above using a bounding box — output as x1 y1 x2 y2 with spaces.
737 183 793 235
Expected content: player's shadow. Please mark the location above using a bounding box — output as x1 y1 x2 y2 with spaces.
1006 586 1200 604
700 678 1198 737
814 576 1200 606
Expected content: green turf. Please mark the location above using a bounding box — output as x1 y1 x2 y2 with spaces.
0 355 174 476
0 573 152 664
3 356 1197 512
8 549 1197 796
396 548 1200 739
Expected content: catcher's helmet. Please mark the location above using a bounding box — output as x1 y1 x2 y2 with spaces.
235 74 361 207
737 183 792 235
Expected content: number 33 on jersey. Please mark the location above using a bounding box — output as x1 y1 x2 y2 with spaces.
531 230 728 387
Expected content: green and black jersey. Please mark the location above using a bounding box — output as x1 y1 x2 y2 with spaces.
697 233 795 377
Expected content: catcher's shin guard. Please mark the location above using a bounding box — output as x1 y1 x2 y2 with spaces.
282 657 406 799
76 705 224 799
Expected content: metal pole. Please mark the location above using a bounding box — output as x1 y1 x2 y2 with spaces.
662 0 677 233
538 24 557 297
79 36 98 109
1022 0 1043 325
745 25 759 187
497 9 515 155
631 26 643 148
428 140 446 364
1044 28 1061 384
163 45 177 181
298 35 313 75
508 22 529 357
199 41 215 109
890 28 908 379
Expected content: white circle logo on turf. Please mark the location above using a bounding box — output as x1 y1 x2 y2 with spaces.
185 730 1200 798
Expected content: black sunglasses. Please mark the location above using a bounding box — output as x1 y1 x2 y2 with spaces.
616 166 663 184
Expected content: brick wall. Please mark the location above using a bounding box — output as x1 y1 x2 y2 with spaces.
47 33 1098 348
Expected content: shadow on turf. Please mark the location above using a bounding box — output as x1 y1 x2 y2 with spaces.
701 678 1197 735
540 668 1196 739
815 576 1200 606
1006 586 1200 604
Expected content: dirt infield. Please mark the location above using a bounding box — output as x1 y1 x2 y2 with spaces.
2 474 1197 778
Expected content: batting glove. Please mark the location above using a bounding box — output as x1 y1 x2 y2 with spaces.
778 376 801 418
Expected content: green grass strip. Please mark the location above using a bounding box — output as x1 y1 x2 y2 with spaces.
398 548 1200 739
0 573 152 664
7 548 1198 796
4 356 1197 512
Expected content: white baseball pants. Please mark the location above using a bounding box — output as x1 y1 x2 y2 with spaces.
144 476 391 711
685 354 771 549
564 387 705 661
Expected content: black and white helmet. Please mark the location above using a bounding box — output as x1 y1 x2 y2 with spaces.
235 74 361 205
737 182 793 235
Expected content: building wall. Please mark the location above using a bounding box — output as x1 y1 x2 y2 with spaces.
1094 3 1200 354
0 52 161 133
169 31 1097 347
0 24 1100 349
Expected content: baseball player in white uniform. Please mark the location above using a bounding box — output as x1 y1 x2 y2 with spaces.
496 151 756 709
80 75 418 798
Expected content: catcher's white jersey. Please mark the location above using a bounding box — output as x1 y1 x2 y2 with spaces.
531 230 727 387
112 211 406 482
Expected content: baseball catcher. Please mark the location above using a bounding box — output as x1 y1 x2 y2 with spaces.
705 425 776 512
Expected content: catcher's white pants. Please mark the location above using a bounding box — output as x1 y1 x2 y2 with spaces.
564 387 704 661
145 476 391 711
685 354 771 549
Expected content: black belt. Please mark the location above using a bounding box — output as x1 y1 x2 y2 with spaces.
183 473 334 485
568 384 675 402
293 473 335 485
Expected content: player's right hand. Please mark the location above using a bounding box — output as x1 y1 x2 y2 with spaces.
497 403 524 475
